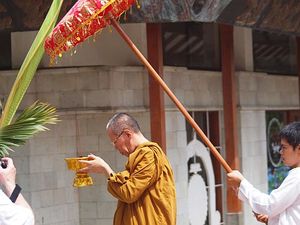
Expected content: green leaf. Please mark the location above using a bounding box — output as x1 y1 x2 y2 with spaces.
0 102 59 157
0 0 63 127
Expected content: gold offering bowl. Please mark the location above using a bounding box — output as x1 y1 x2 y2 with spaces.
65 157 93 187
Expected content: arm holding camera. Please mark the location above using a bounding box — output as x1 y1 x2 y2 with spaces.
0 157 34 225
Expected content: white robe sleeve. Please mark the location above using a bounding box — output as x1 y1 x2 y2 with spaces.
238 172 300 218
0 190 34 225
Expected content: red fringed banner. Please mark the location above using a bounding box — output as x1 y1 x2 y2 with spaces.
45 0 135 62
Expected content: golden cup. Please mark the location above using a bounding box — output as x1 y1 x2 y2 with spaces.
64 157 93 187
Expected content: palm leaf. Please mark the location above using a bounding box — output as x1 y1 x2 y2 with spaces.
0 102 59 158
0 0 63 127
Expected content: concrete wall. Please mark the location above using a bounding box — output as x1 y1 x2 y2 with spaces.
0 19 299 225
75 112 150 225
239 110 267 225
236 71 299 225
1 65 298 225
1 24 299 225
237 71 299 108
0 66 188 225
11 23 147 69
0 66 150 225
165 111 189 225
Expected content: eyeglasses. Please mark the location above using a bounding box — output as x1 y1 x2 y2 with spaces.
112 130 125 145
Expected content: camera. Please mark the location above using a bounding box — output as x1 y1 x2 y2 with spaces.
1 160 7 169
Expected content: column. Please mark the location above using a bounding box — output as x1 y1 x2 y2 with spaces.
219 24 241 221
146 23 166 152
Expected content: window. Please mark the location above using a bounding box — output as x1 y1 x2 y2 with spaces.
253 30 297 75
185 111 223 224
162 22 220 71
266 110 300 193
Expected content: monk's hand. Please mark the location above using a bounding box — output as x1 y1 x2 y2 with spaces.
79 154 113 177
253 211 268 224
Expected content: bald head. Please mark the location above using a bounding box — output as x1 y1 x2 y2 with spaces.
106 113 141 135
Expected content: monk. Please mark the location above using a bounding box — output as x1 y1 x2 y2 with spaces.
79 112 176 225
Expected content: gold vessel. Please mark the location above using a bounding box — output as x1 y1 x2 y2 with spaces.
65 157 93 187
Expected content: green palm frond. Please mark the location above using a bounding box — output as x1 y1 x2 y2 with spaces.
0 0 63 127
0 102 59 158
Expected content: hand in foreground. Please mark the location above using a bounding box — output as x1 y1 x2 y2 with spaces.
0 158 34 214
79 154 114 177
0 158 16 195
227 170 245 188
253 211 268 224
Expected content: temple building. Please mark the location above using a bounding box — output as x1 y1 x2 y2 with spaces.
0 1 299 225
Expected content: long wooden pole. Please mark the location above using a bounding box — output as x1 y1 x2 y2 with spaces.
111 19 232 173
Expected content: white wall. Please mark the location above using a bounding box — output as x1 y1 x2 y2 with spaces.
11 23 147 68
239 110 267 225
1 65 299 225
0 66 190 225
236 70 299 225
234 27 254 72
2 20 299 225
237 71 299 108
3 21 300 223
165 111 189 225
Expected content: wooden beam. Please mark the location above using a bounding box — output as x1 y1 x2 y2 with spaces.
297 37 300 105
209 111 223 219
219 24 241 213
146 23 166 152
0 30 11 69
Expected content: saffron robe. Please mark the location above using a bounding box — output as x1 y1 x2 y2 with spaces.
108 142 176 225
